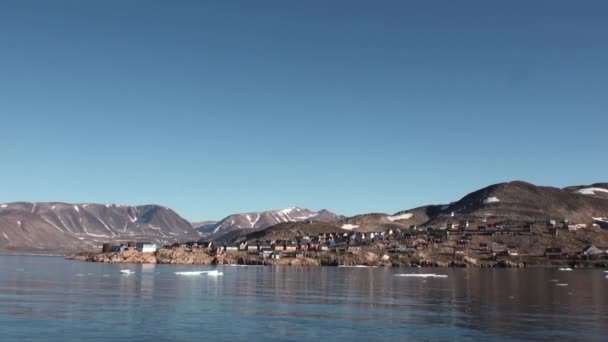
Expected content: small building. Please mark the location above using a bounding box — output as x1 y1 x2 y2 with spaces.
224 244 238 252
109 245 128 253
491 244 508 256
238 241 248 251
582 245 603 256
593 218 608 229
545 247 563 259
248 245 259 253
567 224 587 232
507 248 519 256
136 242 157 253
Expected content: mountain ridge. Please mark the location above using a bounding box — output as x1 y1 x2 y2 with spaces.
2 180 607 252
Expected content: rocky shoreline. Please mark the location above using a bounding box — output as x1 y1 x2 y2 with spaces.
66 248 607 268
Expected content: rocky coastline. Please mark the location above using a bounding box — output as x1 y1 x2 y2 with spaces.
66 247 608 268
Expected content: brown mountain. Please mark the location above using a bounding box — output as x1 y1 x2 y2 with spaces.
440 181 608 224
337 181 608 232
242 221 345 242
0 202 199 253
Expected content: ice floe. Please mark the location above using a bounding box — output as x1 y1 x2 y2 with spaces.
174 270 223 276
395 273 448 278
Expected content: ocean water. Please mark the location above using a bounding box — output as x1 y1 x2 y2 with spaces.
0 255 607 341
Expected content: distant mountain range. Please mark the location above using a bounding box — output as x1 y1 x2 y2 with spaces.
195 207 344 241
0 203 198 253
1 181 607 252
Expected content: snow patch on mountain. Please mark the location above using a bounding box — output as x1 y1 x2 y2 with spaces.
341 224 359 230
578 188 608 195
387 213 413 221
483 197 500 204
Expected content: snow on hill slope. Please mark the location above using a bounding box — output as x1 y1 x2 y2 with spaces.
201 207 343 238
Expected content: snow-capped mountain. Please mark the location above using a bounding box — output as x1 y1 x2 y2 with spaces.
0 202 199 253
199 207 343 237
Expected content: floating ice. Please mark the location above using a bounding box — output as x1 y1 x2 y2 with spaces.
338 265 370 268
395 273 448 278
174 270 223 276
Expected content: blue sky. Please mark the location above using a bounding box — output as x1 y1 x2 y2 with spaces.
0 1 606 221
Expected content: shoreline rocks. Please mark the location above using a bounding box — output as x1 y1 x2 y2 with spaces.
67 249 608 269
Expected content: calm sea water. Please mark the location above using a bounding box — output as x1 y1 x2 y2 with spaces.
0 255 607 341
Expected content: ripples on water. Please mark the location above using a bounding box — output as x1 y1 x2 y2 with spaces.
0 255 607 341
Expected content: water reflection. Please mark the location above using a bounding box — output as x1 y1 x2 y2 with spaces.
0 256 607 341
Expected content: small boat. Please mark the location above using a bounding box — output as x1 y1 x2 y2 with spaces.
120 270 134 275
558 267 573 271
556 283 568 286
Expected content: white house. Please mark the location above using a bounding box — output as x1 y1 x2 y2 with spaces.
136 242 157 253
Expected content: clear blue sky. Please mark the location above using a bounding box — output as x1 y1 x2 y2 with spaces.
0 1 606 221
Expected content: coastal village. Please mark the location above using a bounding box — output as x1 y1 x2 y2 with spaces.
73 216 608 268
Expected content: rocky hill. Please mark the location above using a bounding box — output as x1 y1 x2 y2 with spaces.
0 202 199 253
331 181 608 232
241 221 346 242
440 181 608 224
